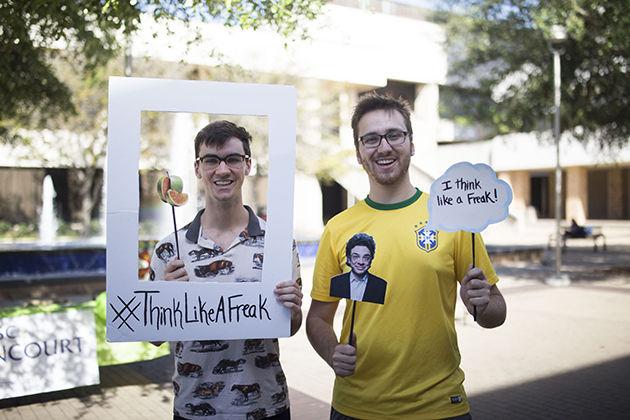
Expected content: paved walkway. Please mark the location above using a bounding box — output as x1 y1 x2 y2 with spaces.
2 230 630 419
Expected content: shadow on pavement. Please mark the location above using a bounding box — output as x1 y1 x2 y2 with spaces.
3 352 629 419
0 353 330 418
468 355 630 420
0 355 173 410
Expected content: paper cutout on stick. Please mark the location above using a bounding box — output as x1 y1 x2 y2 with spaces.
157 172 188 259
329 232 387 305
329 232 387 347
427 162 512 233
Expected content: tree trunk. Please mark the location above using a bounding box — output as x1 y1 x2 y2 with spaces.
69 168 103 236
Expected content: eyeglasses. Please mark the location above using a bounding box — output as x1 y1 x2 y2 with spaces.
359 130 408 149
195 153 250 169
351 253 372 263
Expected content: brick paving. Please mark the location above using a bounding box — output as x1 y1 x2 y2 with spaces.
1 238 629 419
0 359 328 419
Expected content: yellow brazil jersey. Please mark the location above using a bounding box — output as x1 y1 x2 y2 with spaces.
311 189 499 419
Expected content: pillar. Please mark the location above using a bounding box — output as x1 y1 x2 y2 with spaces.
566 167 587 224
608 168 623 219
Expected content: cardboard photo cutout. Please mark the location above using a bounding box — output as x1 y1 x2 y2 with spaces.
329 233 388 305
329 232 387 346
106 77 296 342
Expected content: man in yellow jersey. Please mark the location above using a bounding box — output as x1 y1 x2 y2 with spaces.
306 93 506 420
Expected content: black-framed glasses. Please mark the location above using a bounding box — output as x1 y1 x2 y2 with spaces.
195 153 250 169
350 253 372 263
359 130 408 149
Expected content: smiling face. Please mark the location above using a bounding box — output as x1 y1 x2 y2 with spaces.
195 137 251 205
348 245 373 276
355 109 414 187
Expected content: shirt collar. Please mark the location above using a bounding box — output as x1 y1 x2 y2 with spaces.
365 188 422 210
185 205 263 244
350 271 368 283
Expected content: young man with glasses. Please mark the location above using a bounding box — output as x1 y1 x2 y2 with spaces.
307 93 506 419
150 120 302 420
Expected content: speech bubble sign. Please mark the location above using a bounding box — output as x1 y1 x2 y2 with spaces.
427 162 512 233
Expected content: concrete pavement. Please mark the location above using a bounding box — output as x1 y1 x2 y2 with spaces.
281 249 630 419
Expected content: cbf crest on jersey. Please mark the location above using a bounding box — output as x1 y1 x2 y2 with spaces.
415 225 438 253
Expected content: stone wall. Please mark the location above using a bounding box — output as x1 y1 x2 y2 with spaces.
566 167 587 224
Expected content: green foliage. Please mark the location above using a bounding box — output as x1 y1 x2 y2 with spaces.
56 220 103 238
1 1 323 233
0 0 324 131
0 221 37 239
443 0 630 147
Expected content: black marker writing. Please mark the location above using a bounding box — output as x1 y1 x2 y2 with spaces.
436 195 453 206
132 291 272 332
435 187 499 207
467 190 497 204
455 177 481 191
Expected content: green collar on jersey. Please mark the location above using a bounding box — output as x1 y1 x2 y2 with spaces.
365 188 422 210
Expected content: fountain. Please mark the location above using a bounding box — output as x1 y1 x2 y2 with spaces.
38 175 58 243
0 174 105 284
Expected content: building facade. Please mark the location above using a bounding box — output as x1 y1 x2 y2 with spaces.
1 0 628 242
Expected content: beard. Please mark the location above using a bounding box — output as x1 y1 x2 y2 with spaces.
362 150 412 186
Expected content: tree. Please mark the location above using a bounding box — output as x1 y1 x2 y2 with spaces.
11 57 113 234
0 0 323 234
0 0 323 131
442 0 629 147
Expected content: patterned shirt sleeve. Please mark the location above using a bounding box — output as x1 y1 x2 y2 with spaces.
149 237 175 281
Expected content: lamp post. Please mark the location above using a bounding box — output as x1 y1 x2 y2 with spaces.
124 36 133 77
548 25 570 286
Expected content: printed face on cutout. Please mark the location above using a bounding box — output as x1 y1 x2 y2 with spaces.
348 245 373 276
195 137 251 203
356 109 414 187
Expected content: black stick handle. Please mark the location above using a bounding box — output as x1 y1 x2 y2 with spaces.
172 204 180 259
472 232 477 321
349 300 357 347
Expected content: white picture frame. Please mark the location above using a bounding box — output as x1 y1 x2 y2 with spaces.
106 77 296 342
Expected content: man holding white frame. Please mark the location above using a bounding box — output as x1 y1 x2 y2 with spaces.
150 120 302 420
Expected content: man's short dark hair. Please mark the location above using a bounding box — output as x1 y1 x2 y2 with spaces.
350 93 413 149
194 120 252 158
345 232 376 260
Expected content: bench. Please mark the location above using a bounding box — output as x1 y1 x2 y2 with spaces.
548 225 607 252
